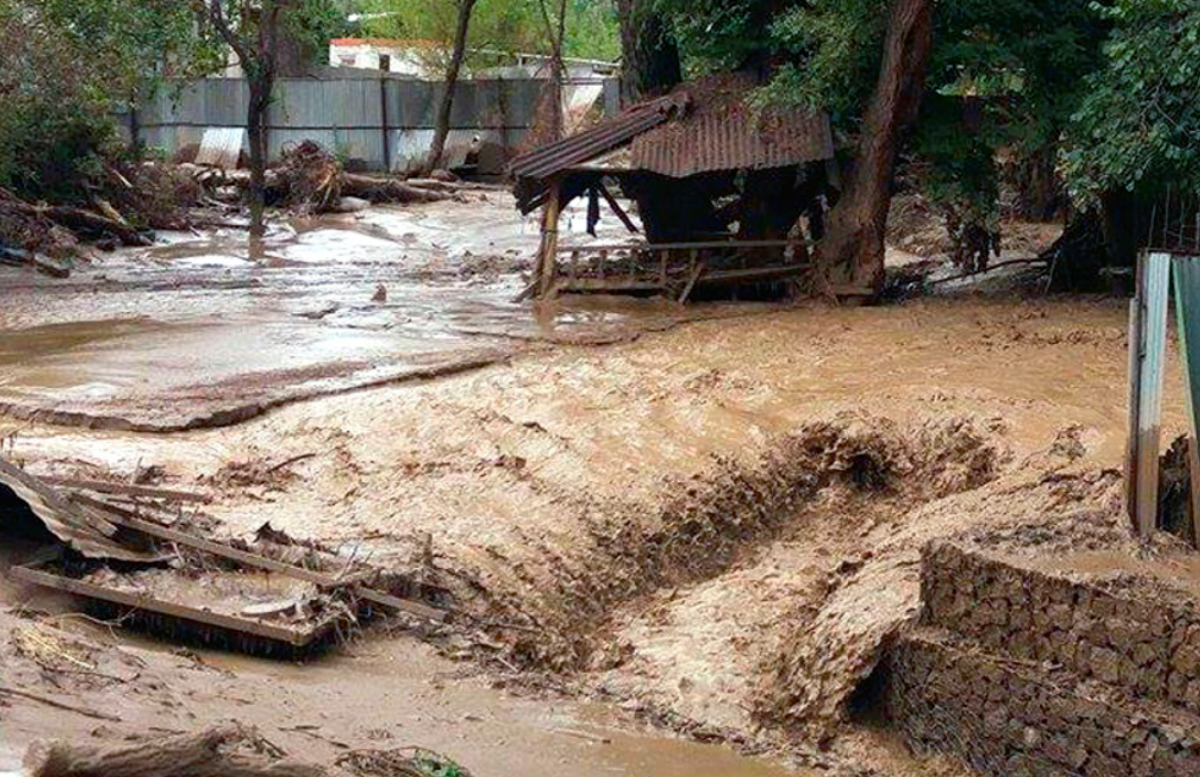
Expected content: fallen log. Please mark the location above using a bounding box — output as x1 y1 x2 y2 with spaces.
341 174 459 204
24 724 327 777
2 200 151 246
0 246 71 277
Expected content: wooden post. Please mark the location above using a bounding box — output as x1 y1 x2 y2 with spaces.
536 180 563 298
379 76 391 172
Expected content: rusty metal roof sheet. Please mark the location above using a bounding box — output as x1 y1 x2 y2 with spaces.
509 91 690 182
509 74 833 213
630 99 833 178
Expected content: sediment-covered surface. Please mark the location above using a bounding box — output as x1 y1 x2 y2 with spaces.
3 197 1197 774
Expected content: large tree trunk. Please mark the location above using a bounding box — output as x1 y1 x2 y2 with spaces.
427 0 478 174
616 0 682 106
817 0 933 295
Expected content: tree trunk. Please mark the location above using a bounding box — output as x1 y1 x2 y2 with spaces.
546 0 568 140
246 79 271 239
816 0 932 295
427 0 478 174
616 0 682 106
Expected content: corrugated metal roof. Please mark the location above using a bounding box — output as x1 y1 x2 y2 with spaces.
508 91 690 181
509 74 833 212
630 100 833 178
0 457 166 562
196 127 246 169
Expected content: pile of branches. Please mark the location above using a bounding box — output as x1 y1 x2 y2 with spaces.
273 140 343 214
241 140 471 214
0 161 204 276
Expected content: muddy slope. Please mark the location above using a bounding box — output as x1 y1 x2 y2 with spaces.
450 412 1007 670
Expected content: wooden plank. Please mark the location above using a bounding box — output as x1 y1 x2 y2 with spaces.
561 279 665 293
696 263 811 284
76 497 448 623
555 238 814 254
536 180 563 298
11 564 318 647
1135 251 1173 538
45 477 212 504
677 257 704 304
1173 255 1200 547
596 182 640 234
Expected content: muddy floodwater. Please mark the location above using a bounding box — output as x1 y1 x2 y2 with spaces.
0 195 704 431
1 196 1190 777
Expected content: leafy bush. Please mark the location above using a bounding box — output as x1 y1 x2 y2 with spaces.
1061 0 1200 203
0 4 119 202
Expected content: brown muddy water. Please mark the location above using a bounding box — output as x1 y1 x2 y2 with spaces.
0 197 700 431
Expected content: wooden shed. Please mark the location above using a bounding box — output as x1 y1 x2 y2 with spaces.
509 73 837 301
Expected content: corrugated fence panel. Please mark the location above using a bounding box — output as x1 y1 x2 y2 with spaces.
137 76 613 170
272 79 382 128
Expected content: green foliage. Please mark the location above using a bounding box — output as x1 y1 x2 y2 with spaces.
656 0 774 73
362 0 618 69
284 0 356 63
33 0 224 102
0 0 202 201
761 0 886 120
1061 0 1200 203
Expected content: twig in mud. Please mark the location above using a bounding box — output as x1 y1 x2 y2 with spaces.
278 725 351 750
0 685 122 721
267 453 317 474
551 728 612 745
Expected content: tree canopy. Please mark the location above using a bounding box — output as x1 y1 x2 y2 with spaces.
361 0 619 69
1062 0 1200 204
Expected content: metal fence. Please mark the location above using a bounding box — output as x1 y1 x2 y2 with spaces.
130 76 620 173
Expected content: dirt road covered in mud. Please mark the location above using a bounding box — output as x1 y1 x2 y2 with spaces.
1 196 1189 776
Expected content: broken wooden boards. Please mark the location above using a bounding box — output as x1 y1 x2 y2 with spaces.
0 456 167 563
3 459 449 656
11 560 345 657
1126 250 1200 545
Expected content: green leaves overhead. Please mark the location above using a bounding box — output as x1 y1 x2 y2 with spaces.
360 0 619 68
1061 0 1200 202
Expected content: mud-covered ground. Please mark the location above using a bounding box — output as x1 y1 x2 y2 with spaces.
1 197 1191 776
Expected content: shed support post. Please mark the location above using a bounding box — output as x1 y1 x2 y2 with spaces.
536 180 563 298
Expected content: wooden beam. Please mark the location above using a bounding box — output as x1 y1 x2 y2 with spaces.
45 477 212 504
696 263 810 284
596 182 639 234
555 238 813 254
12 563 322 647
678 256 704 304
75 496 448 623
536 180 563 298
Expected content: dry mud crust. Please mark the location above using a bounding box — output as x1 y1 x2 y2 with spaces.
885 627 1200 777
921 542 1200 714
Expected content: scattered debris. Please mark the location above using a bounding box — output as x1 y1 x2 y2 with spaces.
3 456 449 658
22 724 325 777
338 747 474 777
